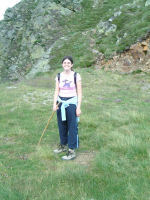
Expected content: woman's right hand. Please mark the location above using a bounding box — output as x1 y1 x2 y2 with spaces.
53 104 59 111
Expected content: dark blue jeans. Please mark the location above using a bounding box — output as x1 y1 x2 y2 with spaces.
57 97 79 149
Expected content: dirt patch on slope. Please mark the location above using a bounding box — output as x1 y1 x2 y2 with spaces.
74 151 96 166
97 37 150 73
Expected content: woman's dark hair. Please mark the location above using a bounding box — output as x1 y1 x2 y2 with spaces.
62 56 73 64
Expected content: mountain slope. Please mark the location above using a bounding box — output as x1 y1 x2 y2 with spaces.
0 0 150 81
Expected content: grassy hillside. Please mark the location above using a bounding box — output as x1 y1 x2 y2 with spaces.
0 68 150 199
50 0 150 67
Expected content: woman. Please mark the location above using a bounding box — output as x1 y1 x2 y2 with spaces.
53 56 82 160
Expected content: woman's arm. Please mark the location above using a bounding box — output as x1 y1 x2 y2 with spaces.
76 79 82 117
53 79 59 111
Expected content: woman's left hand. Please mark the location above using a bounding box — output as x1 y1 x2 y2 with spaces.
76 107 81 117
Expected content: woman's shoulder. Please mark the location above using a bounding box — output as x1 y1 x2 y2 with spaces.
75 72 81 81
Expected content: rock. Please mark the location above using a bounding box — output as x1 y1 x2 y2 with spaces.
141 41 148 52
145 0 150 7
4 8 15 20
141 41 148 46
92 0 99 8
0 0 76 80
98 96 105 100
123 58 132 66
141 84 150 90
92 49 99 54
30 46 45 59
26 59 50 79
96 21 117 36
114 11 122 17
130 44 145 61
115 99 122 102
144 99 150 102
26 44 54 78
53 0 83 11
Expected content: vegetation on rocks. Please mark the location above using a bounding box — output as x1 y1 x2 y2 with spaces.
0 0 150 81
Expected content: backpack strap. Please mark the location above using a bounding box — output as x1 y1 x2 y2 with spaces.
74 72 77 88
57 73 60 82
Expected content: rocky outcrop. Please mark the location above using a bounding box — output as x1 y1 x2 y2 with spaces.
0 0 76 81
99 38 150 73
53 0 83 11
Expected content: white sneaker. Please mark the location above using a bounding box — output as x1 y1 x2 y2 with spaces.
62 149 76 160
53 144 67 154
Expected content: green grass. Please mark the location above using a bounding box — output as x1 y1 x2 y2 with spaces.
0 69 150 199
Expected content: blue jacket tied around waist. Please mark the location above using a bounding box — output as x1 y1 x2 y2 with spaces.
57 96 79 122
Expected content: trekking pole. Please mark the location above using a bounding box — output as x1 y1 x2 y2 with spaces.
37 103 60 146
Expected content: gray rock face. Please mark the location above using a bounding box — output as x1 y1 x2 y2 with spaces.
0 0 75 81
53 0 83 11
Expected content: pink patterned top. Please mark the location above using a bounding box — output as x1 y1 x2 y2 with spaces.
55 71 81 97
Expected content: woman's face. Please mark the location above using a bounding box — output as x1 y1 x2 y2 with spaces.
62 59 73 71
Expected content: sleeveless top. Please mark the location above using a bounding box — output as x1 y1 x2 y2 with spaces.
55 71 81 97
